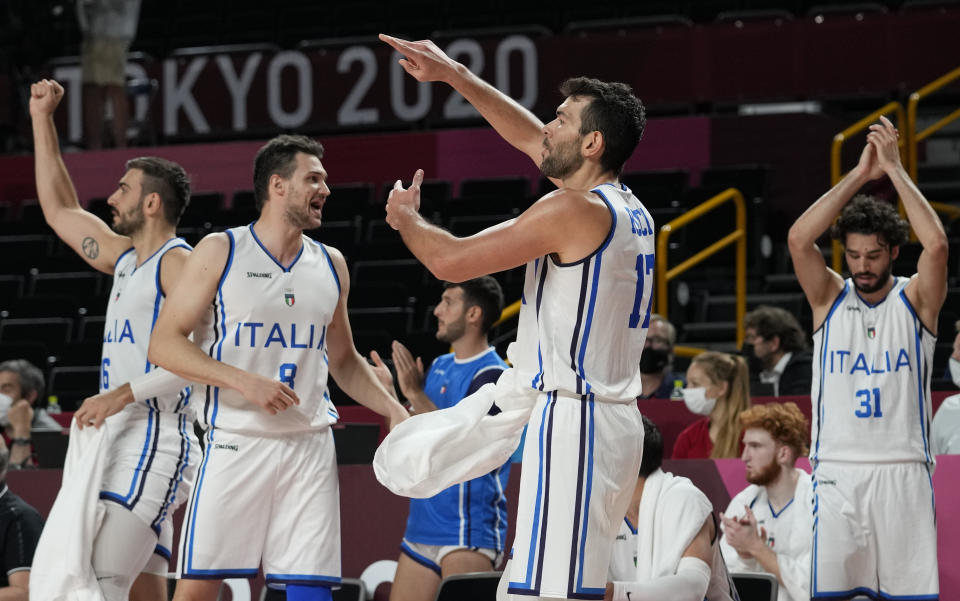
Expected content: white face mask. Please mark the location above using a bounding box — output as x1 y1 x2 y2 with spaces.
681 387 717 416
950 357 960 389
0 393 12 426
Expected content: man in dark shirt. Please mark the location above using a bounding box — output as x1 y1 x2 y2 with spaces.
0 439 44 599
742 306 813 397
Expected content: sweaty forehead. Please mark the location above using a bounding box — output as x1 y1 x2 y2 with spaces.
557 96 589 119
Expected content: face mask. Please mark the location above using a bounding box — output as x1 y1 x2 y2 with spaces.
681 387 717 416
639 348 670 374
950 357 960 389
0 393 12 426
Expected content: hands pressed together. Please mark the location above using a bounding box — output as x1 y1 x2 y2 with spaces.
856 114 903 181
720 505 767 559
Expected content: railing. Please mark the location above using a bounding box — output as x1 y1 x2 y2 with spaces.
656 188 747 355
494 300 521 328
907 65 960 223
829 101 907 272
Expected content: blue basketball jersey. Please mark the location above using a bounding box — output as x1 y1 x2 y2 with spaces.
102 237 192 415
404 348 510 550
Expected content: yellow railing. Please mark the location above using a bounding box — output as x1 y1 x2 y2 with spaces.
494 299 521 327
907 65 960 223
829 101 907 272
656 188 747 355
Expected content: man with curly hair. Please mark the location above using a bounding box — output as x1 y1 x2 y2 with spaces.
720 402 812 601
787 116 947 600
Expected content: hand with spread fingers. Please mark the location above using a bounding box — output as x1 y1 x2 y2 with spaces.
75 384 134 430
379 34 459 84
369 350 399 399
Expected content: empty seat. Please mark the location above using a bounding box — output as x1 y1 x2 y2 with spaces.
0 275 24 299
730 571 778 601
48 366 100 410
448 215 514 237
454 176 529 216
29 271 103 298
348 308 414 340
352 259 425 288
0 296 81 320
326 182 374 223
621 169 689 209
77 315 107 343
0 318 74 348
0 341 51 370
0 235 54 273
434 571 502 601
179 191 225 227
350 282 414 309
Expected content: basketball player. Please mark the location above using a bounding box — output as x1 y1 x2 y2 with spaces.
606 416 738 601
720 403 812 601
30 78 198 601
147 135 409 601
372 278 510 601
380 34 651 601
787 115 947 599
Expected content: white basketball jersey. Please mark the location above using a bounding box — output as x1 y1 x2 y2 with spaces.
194 225 341 435
513 183 655 402
102 237 192 415
810 277 936 464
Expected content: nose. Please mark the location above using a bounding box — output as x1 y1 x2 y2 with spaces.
433 305 441 317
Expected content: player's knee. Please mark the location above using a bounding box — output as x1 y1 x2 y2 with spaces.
286 584 333 601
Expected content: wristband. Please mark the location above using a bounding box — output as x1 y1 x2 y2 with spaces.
11 437 31 446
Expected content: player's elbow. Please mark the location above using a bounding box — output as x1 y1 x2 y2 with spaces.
426 254 465 283
787 224 811 255
147 331 171 368
923 235 949 265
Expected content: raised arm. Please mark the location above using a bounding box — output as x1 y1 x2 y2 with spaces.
324 247 409 429
379 34 547 168
868 116 948 329
29 79 131 274
787 142 884 326
148 233 299 414
385 170 609 281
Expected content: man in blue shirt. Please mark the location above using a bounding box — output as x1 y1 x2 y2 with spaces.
372 276 509 601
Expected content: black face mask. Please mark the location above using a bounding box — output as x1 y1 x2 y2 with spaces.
639 348 670 374
740 343 765 374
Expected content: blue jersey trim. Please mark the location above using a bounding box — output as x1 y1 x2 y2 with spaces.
576 253 603 395
813 281 849 462
151 413 191 533
901 290 933 465
399 542 442 576
154 240 192 297
154 544 172 560
185 429 215 573
769 497 794 518
571 395 597 596
312 239 342 295
551 190 618 267
264 574 342 586
623 517 637 535
852 276 897 309
531 259 548 390
248 222 304 272
181 568 258 580
812 588 938 600
113 246 135 273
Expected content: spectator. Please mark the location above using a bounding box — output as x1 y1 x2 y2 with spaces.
720 402 813 601
673 352 750 459
931 320 960 454
76 0 142 149
742 306 812 397
638 314 685 400
0 439 44 600
0 359 61 469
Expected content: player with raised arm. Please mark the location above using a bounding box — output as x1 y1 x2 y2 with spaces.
147 135 409 601
29 78 198 601
378 35 652 601
787 116 947 600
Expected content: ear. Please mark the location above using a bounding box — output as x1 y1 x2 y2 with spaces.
466 305 483 326
270 173 286 199
143 192 163 217
776 443 792 465
770 335 782 353
890 245 900 261
715 379 730 401
581 131 604 160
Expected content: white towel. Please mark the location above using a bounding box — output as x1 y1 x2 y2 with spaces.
635 469 712 580
30 421 113 601
373 366 537 498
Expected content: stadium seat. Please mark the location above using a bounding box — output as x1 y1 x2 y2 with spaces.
730 572 778 601
434 571 502 601
29 271 104 298
0 317 74 347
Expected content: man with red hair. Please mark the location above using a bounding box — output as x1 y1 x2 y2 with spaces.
720 402 812 601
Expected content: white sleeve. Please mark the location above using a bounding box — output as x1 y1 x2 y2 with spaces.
611 557 711 601
128 368 191 403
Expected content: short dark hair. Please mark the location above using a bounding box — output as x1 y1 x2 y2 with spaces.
125 157 191 226
559 77 646 177
443 276 504 334
744 305 808 352
830 195 910 249
639 415 663 478
0 359 44 405
253 135 325 211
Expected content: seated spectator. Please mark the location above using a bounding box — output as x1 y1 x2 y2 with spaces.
0 439 44 600
931 320 960 455
720 402 813 601
606 416 738 601
0 359 61 469
673 352 750 459
742 306 812 397
638 314 685 400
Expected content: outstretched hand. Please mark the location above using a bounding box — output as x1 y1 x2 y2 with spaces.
385 169 424 230
379 34 457 83
29 79 65 119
